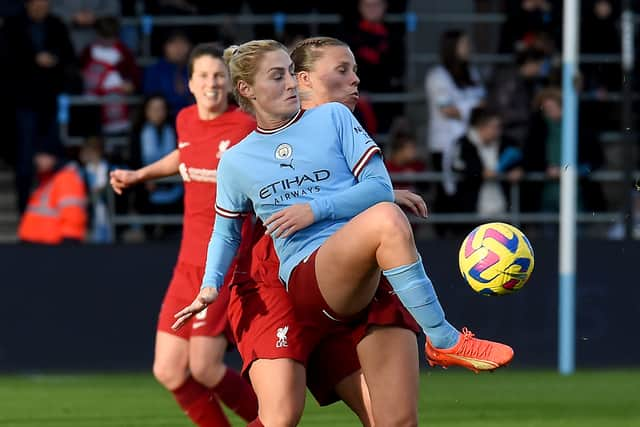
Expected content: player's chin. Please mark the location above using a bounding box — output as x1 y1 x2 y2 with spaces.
342 96 358 112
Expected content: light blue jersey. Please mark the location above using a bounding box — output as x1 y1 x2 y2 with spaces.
202 102 394 290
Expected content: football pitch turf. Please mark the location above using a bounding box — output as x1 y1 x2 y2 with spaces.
1 370 638 426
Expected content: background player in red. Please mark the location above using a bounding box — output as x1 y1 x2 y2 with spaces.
110 43 258 427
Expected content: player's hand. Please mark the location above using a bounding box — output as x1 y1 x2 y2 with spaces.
394 189 428 218
109 169 139 195
264 203 314 238
172 287 218 330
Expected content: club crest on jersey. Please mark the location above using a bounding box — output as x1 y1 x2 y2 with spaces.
275 143 293 160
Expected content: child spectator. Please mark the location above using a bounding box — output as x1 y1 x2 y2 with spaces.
79 135 112 243
81 16 140 134
129 95 183 239
385 118 426 193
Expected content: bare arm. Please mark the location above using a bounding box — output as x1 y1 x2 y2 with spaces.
110 149 180 195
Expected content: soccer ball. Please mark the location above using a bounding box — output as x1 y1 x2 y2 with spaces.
458 222 534 296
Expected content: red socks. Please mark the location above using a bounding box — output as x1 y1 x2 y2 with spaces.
172 369 258 425
172 376 231 427
247 418 265 427
212 368 259 422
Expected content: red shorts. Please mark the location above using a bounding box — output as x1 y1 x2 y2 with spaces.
288 249 421 405
157 261 233 342
228 277 312 374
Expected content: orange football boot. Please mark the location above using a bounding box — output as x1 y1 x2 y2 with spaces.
425 327 514 373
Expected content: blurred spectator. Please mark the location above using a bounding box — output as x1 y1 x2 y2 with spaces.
580 0 622 141
522 88 606 214
384 118 426 193
347 0 404 132
499 0 561 53
81 16 140 135
487 48 546 147
4 0 77 213
50 0 120 53
452 107 523 218
143 31 193 118
581 0 621 93
348 0 403 92
129 95 182 239
425 29 485 227
18 148 88 244
354 94 378 136
80 135 112 243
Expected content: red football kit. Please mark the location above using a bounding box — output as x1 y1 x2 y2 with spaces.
158 105 418 407
156 105 255 339
230 222 420 406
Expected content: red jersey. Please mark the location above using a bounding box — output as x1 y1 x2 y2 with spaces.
175 105 256 266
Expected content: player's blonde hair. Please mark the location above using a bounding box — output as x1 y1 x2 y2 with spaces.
290 37 349 73
223 40 287 113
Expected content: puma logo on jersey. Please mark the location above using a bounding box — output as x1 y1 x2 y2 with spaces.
178 142 191 149
280 159 295 169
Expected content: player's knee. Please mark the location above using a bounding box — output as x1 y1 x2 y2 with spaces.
376 408 418 427
372 202 412 240
153 359 188 390
258 393 304 427
190 358 226 387
259 403 303 427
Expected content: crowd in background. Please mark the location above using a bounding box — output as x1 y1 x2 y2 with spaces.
0 0 636 244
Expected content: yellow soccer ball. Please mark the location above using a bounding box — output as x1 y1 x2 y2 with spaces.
459 222 535 296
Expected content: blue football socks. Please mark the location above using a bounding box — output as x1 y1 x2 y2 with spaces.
383 256 459 349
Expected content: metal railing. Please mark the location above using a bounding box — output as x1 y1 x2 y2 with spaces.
105 171 640 241
57 10 639 146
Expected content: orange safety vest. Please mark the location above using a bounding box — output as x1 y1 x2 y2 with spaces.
18 163 88 244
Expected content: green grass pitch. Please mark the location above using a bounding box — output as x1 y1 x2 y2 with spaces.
1 370 638 426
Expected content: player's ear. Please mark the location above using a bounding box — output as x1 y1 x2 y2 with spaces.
237 80 256 100
296 71 312 89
